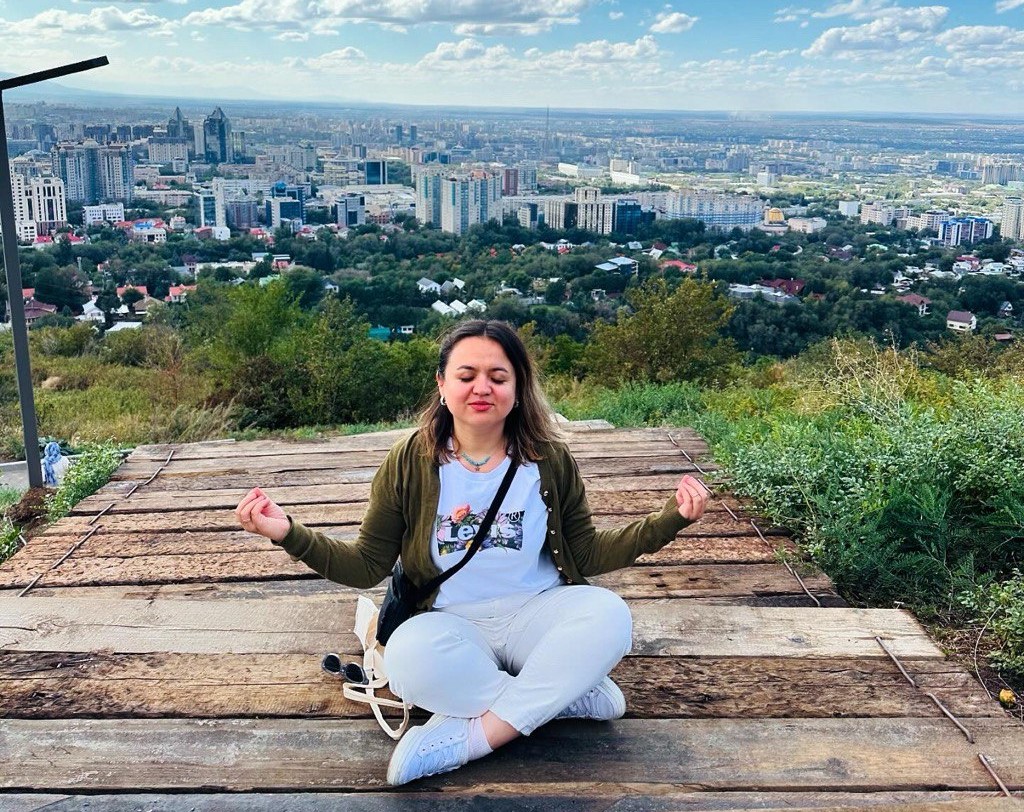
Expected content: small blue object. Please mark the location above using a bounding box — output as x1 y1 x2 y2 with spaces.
42 441 63 487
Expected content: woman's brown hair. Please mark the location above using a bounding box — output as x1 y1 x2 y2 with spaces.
416 320 562 465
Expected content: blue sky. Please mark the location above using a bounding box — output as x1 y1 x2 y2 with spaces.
2 0 1024 113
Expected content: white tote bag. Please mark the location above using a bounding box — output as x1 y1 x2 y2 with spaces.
340 595 411 740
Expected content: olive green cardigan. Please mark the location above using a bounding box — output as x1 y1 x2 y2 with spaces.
276 432 693 609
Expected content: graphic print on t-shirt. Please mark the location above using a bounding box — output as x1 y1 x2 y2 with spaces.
435 504 525 556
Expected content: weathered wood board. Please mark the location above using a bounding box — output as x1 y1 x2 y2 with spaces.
0 598 941 658
0 653 999 721
0 718 1020 792
1 791 1020 812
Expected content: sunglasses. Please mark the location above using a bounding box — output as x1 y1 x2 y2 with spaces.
321 652 369 685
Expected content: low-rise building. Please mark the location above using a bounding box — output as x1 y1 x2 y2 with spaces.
897 293 931 316
946 310 977 332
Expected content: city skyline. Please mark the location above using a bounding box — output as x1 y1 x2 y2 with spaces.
2 1 1024 114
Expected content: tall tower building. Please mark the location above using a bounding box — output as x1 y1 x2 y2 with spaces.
439 171 501 236
574 186 613 235
1001 196 1024 242
11 175 68 241
202 107 233 164
53 140 133 204
415 168 446 227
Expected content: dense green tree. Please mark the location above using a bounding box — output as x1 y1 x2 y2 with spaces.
583 277 740 386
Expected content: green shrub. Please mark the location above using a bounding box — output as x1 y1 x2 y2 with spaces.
47 443 124 521
961 572 1024 678
31 323 98 357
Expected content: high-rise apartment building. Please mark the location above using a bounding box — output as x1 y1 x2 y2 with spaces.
905 209 950 233
196 191 218 228
11 175 67 241
664 191 763 231
939 217 994 247
439 171 501 236
860 201 896 226
225 199 259 229
1001 196 1024 242
574 187 613 235
415 167 448 227
53 140 133 204
148 137 189 166
202 107 233 164
544 197 577 231
516 163 538 193
502 167 519 197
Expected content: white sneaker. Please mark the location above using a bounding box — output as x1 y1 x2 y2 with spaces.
554 677 626 721
387 714 472 786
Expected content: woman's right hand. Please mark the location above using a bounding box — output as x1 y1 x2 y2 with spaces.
236 487 290 543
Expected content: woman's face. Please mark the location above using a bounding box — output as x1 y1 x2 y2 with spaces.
437 336 518 436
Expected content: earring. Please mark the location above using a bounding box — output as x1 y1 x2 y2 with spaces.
514 399 520 407
439 395 446 406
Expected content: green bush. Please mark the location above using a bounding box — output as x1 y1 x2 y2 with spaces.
31 323 98 357
961 572 1024 678
47 443 124 521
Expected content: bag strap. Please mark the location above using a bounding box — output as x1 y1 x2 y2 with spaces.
417 461 518 600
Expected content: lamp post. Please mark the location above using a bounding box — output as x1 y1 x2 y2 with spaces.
0 56 108 488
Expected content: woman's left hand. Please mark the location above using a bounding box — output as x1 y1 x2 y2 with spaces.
675 475 709 521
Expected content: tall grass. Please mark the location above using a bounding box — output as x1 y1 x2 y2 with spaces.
552 340 1024 677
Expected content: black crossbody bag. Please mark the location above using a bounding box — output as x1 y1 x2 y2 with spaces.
376 461 518 646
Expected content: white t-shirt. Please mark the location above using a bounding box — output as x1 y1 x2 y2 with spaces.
430 455 562 608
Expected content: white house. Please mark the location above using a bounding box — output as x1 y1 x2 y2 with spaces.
418 277 442 295
431 301 456 316
946 310 977 332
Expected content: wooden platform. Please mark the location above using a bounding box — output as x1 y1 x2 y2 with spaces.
1 423 1021 810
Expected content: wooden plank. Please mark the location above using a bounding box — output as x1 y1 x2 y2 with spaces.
101 472 723 496
0 652 998 721
0 598 943 658
0 537 802 589
43 506 769 537
125 441 714 466
126 427 709 461
70 488 746 518
112 453 710 481
0 791 1020 812
0 573 836 607
0 550 830 600
1 718 1021 791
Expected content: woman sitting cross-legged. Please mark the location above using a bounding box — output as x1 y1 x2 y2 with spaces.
235 319 708 786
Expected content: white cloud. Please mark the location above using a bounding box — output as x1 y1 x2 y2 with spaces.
183 0 591 36
300 0 589 35
72 0 186 4
803 5 948 58
996 0 1024 11
609 11 624 20
0 5 174 42
774 5 812 23
183 0 309 31
811 0 895 19
650 10 698 34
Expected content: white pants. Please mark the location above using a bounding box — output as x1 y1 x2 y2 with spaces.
383 585 633 735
